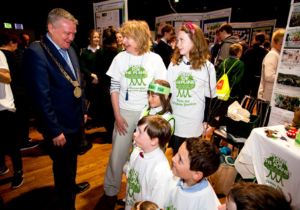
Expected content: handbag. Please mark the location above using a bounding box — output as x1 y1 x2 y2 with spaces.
209 162 237 196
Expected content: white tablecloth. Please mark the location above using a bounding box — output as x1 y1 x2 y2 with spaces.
235 125 300 209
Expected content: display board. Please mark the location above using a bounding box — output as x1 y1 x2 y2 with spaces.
93 0 127 34
231 19 276 45
268 0 300 125
155 8 232 39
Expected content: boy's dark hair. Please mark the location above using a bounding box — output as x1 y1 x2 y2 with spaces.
0 31 20 46
185 138 220 177
218 23 233 35
228 182 293 210
102 27 117 47
137 115 171 149
255 32 266 45
161 24 174 36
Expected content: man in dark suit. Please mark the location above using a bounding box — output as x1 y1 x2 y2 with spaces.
24 8 89 210
154 24 175 68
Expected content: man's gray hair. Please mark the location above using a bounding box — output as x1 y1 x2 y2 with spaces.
47 8 78 27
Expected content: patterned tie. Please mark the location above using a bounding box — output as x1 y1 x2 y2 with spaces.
60 48 76 78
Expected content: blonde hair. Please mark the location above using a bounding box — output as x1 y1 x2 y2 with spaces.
171 23 210 69
133 200 163 210
120 20 152 55
229 43 243 57
271 28 285 47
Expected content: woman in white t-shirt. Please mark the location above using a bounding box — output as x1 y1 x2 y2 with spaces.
98 20 167 209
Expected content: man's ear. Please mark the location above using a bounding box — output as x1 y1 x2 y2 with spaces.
192 171 203 182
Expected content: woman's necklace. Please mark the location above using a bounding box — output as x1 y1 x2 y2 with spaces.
125 53 145 101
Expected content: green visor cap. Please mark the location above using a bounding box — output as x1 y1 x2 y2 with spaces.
148 83 170 95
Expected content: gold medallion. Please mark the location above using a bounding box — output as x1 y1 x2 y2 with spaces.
74 86 82 98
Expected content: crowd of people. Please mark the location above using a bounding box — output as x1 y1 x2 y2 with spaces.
0 7 291 210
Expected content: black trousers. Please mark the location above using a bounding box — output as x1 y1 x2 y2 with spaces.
45 131 82 210
0 110 23 174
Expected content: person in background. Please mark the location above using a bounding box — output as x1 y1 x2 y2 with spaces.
6 31 41 151
208 43 245 129
132 200 163 210
79 29 100 129
257 28 285 101
124 115 172 210
95 20 167 210
116 30 125 51
151 33 163 52
241 32 268 97
167 22 216 155
94 26 120 141
214 23 239 68
24 8 90 210
210 29 222 64
154 23 175 68
218 182 293 210
264 40 271 51
0 34 24 189
165 138 221 210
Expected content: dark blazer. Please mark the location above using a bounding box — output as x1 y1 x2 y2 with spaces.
154 40 173 68
24 35 85 139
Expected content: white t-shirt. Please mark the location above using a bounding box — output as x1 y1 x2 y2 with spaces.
124 147 172 210
106 51 167 111
0 50 15 112
165 177 220 210
167 60 216 137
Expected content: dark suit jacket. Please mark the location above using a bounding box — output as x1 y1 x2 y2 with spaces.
24 35 85 139
154 40 173 68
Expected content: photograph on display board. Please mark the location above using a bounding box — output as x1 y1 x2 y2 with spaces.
203 17 229 44
289 4 300 27
274 93 300 112
285 28 300 49
251 26 274 45
232 28 251 44
281 49 300 71
277 73 300 88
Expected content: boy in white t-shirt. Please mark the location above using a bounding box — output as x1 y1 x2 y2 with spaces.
165 138 220 210
124 115 172 210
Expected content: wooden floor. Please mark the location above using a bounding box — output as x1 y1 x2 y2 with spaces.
0 127 224 210
0 127 174 210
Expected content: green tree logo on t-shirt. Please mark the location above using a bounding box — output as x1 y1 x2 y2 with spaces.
126 168 141 206
175 72 195 98
125 65 147 86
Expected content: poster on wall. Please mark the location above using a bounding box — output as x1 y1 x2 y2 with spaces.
203 17 229 44
93 0 127 35
269 1 300 126
231 22 252 44
250 19 276 44
155 8 231 38
202 8 232 44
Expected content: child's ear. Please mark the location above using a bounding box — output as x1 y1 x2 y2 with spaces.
151 137 159 146
192 171 203 182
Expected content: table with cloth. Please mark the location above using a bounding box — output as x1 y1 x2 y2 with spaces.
235 125 300 209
